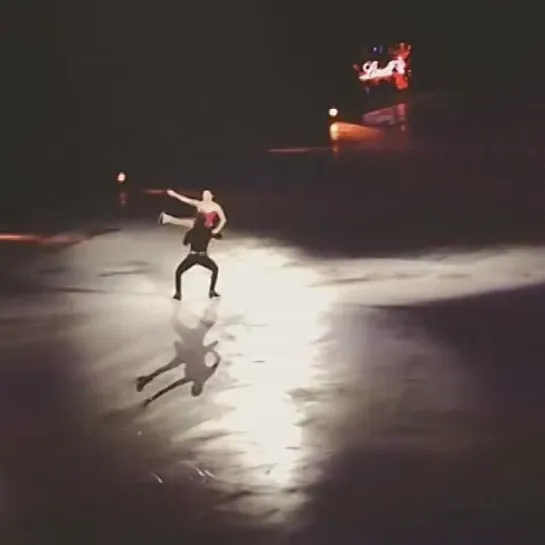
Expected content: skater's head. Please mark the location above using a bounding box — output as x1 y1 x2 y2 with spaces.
202 189 214 202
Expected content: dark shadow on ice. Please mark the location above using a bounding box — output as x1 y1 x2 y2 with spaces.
136 300 221 404
99 266 153 277
0 302 255 544
291 281 545 545
220 148 545 258
86 227 122 238
402 281 545 413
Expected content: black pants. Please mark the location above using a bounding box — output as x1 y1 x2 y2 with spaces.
175 253 218 294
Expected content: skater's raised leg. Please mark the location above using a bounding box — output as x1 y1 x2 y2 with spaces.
159 212 193 228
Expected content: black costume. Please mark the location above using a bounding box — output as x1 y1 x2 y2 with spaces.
173 223 220 300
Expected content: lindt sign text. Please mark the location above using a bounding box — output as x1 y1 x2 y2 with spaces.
358 58 406 82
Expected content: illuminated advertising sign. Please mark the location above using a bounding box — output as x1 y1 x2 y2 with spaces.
353 42 412 91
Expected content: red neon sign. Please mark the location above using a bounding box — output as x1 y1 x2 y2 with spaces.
354 43 412 91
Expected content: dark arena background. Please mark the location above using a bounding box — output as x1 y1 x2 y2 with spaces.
3 3 545 544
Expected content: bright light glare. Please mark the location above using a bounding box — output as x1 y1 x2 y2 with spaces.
0 233 83 245
315 245 545 307
179 243 336 491
0 233 41 242
329 107 338 117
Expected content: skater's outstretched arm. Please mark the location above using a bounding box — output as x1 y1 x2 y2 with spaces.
167 189 200 207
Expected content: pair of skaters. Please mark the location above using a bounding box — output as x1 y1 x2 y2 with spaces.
158 188 227 300
135 189 225 404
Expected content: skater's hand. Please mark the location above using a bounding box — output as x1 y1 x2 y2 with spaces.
167 189 177 198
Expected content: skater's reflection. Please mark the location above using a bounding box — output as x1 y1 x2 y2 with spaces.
136 301 221 404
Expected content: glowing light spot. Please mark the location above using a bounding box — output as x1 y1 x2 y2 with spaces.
117 172 126 184
0 233 83 245
0 233 41 243
329 107 338 118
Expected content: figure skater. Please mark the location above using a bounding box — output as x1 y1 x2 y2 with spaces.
158 189 227 237
172 218 220 300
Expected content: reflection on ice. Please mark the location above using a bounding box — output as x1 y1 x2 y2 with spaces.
190 244 336 496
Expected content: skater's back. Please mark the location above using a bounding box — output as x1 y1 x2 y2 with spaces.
183 224 212 254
